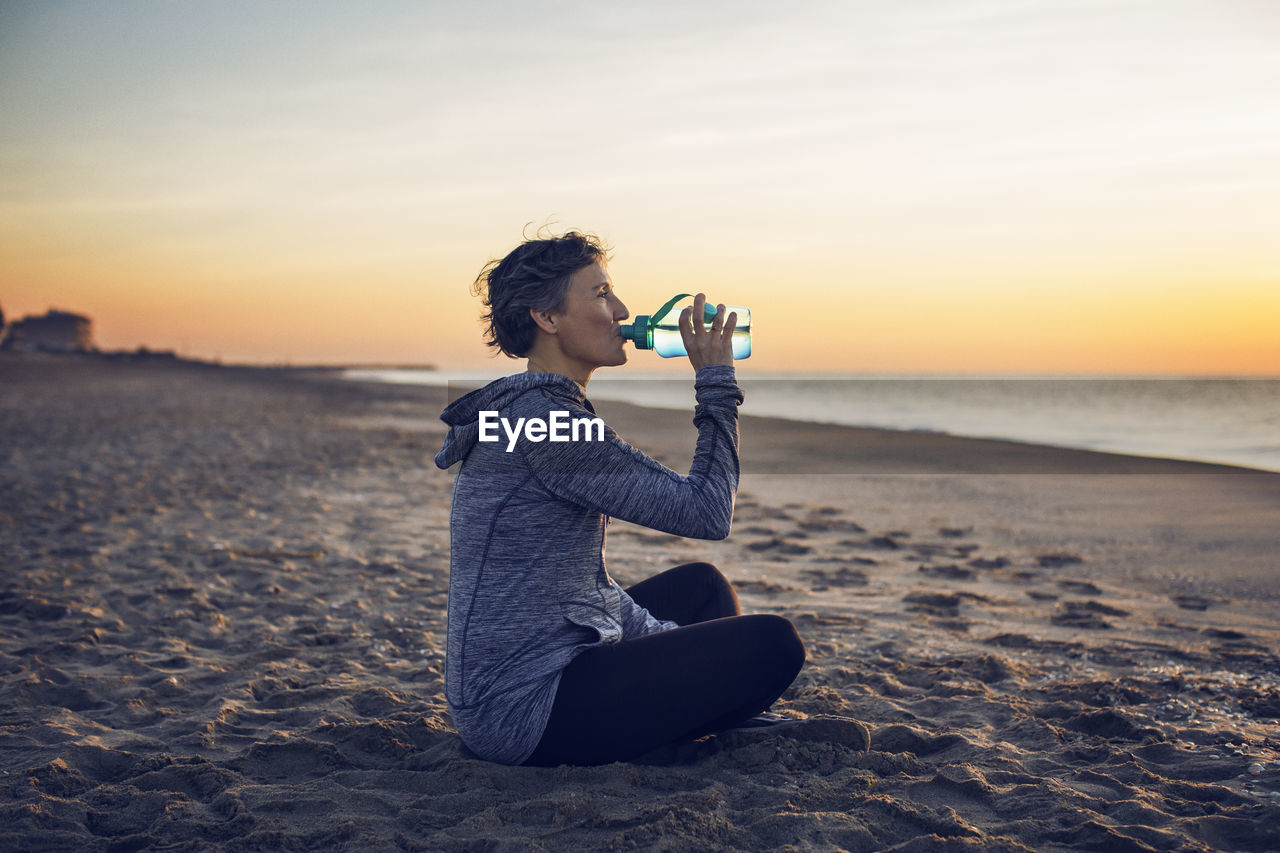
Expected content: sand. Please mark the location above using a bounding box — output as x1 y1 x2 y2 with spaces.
3 353 1279 852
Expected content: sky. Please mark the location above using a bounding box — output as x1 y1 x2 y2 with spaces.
2 0 1278 374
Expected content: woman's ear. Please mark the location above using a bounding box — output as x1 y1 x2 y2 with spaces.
529 307 558 335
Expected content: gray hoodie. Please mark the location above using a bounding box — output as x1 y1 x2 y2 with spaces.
433 364 743 764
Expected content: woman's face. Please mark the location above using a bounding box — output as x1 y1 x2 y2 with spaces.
551 261 630 370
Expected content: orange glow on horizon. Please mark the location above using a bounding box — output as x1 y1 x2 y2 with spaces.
4 249 1276 375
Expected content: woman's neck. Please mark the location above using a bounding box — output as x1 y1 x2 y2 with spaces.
525 355 591 391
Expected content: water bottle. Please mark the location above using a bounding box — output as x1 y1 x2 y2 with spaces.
620 293 752 359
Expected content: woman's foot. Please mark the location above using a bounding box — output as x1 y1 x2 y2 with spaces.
720 714 871 750
721 711 792 729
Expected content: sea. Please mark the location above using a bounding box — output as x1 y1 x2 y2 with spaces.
344 369 1280 474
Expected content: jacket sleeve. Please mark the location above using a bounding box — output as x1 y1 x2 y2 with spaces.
518 365 743 540
614 580 679 637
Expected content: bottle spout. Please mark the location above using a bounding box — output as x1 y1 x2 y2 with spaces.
619 317 651 349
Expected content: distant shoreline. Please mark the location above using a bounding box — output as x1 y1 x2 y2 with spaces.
345 365 1280 475
9 350 1277 475
0 349 438 373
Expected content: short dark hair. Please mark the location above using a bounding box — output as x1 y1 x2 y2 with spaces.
471 230 611 358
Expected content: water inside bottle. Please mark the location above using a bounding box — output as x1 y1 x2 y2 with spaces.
649 305 751 359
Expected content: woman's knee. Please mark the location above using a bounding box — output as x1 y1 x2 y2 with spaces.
672 561 739 621
739 613 806 677
671 561 723 586
643 561 722 597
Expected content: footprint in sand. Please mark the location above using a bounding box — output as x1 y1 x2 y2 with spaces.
1051 600 1129 630
732 579 802 595
873 723 968 756
1037 552 1085 568
1057 579 1103 595
1201 627 1249 640
1171 594 1223 611
745 537 812 556
802 567 869 589
904 591 964 616
917 563 974 580
797 518 868 534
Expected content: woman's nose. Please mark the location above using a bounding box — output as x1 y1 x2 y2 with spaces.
614 298 629 322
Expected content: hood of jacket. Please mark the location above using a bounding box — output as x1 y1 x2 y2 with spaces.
434 372 586 469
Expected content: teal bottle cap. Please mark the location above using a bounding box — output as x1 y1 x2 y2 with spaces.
619 317 650 348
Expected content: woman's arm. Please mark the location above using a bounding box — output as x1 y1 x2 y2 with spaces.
518 364 742 539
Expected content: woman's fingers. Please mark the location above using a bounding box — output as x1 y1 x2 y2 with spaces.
710 303 725 332
678 302 701 370
681 294 735 369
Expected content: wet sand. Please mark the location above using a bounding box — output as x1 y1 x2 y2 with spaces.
3 354 1279 851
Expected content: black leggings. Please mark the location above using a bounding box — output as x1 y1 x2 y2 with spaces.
524 562 806 767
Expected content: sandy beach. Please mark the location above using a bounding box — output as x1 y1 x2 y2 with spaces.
3 354 1279 852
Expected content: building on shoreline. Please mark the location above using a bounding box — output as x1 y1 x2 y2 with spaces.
0 309 95 353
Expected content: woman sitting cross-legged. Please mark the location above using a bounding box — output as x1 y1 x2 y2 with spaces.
434 230 808 766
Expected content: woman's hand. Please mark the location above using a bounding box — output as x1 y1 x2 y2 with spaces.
679 292 738 371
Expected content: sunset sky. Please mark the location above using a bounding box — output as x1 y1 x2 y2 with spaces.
2 0 1277 374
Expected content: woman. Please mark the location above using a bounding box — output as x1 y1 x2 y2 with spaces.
434 231 805 766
